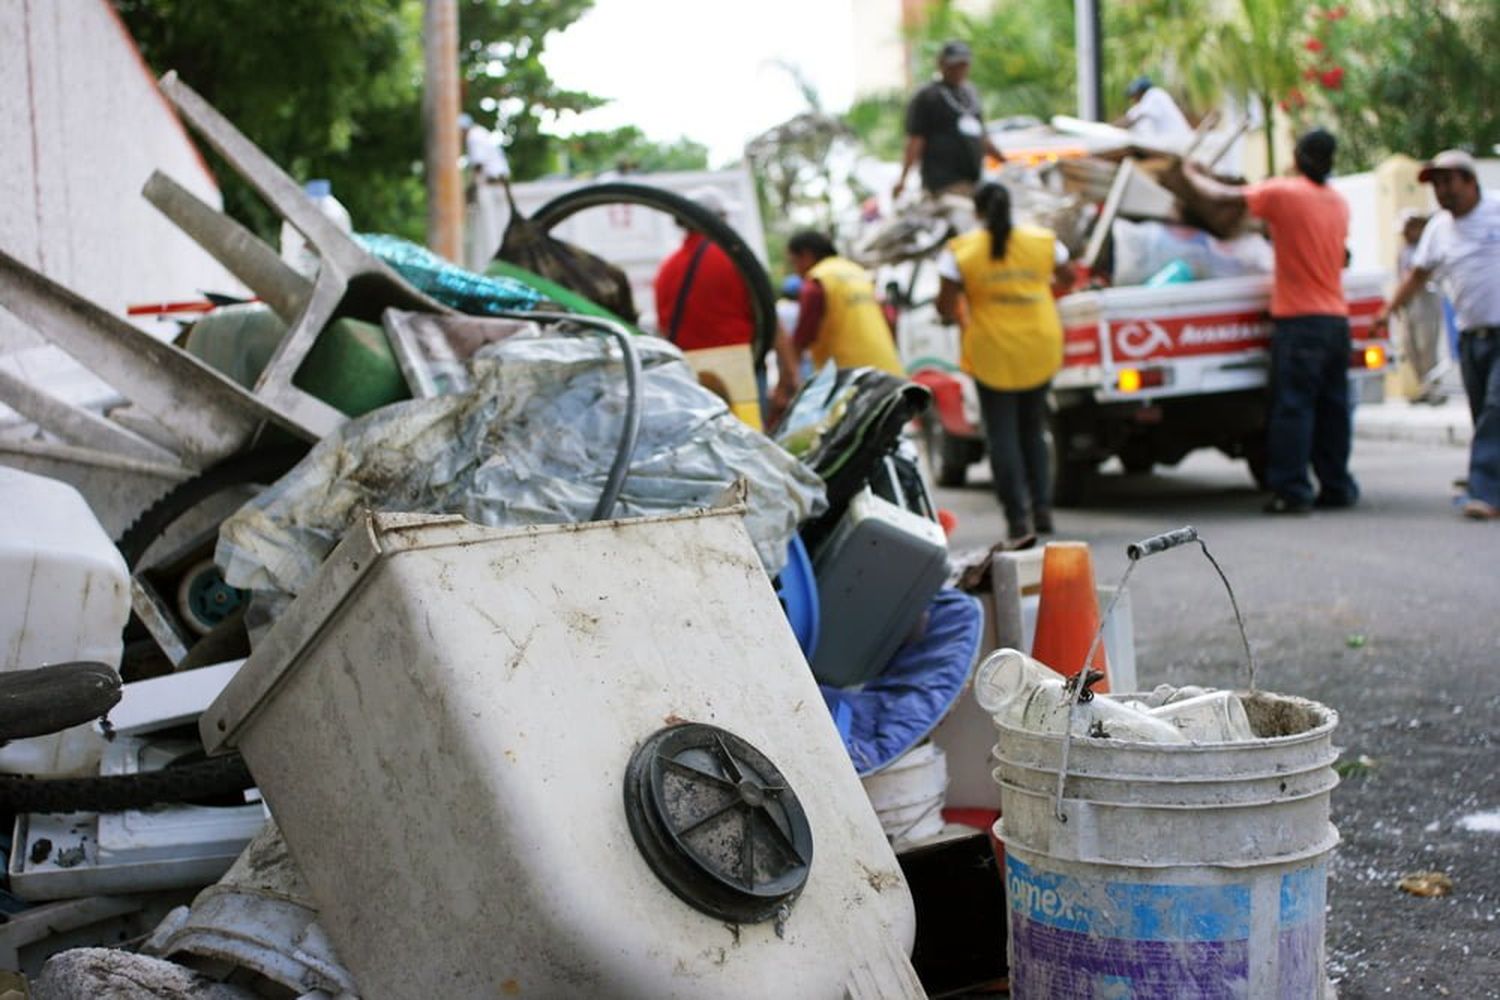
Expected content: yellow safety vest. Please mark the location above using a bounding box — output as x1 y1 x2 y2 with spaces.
950 225 1063 391
807 256 904 376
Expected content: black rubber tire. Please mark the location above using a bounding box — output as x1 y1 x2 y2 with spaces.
528 183 778 367
116 447 307 569
935 428 971 488
1048 412 1095 508
1244 436 1270 491
0 752 253 813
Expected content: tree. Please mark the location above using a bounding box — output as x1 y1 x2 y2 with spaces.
455 0 605 180
118 0 425 239
1302 0 1500 170
909 0 1075 121
117 0 606 241
557 127 708 177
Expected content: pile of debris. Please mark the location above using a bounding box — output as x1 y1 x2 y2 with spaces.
0 69 1011 999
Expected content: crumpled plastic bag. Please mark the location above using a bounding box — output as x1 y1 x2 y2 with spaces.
357 233 542 315
1110 218 1272 286
217 331 826 600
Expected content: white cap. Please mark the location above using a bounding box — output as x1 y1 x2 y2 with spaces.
686 186 740 218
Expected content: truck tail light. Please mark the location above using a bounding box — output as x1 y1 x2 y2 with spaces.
1358 345 1387 370
1116 367 1167 393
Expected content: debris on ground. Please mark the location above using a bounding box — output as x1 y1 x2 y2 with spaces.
1397 871 1455 897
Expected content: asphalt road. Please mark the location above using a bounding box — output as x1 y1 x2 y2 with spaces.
933 437 1499 998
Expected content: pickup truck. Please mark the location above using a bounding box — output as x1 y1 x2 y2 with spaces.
904 271 1391 502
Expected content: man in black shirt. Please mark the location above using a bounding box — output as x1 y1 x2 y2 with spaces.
893 40 1005 198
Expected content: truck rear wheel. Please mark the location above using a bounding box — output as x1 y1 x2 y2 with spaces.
934 427 975 488
1047 413 1095 507
1244 437 1269 491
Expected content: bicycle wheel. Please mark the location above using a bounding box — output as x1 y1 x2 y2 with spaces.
527 182 778 367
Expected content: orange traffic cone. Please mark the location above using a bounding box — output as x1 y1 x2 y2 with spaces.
1031 541 1110 692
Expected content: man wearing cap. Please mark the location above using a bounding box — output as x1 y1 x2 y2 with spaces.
1117 77 1193 143
1184 128 1359 514
893 41 1005 199
1375 150 1500 520
654 188 800 418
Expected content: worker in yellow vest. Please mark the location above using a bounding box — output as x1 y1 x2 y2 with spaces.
936 182 1070 541
785 231 905 377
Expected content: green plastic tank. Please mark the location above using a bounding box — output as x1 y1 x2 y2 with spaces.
184 304 409 418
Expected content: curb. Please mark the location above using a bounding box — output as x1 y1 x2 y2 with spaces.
1353 404 1471 448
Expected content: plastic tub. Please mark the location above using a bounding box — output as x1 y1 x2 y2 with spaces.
202 509 921 999
0 468 129 775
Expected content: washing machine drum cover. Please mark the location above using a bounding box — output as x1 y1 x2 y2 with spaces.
820 588 981 776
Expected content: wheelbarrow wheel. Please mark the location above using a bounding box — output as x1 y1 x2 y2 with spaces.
115 446 306 677
116 446 308 569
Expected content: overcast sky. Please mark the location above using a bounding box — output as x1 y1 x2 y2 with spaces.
543 0 860 166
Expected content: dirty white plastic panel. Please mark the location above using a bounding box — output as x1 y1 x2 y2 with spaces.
203 509 923 1000
8 739 264 900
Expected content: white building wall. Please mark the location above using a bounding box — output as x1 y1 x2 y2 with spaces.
0 0 242 353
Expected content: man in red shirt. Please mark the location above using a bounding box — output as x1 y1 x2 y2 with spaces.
654 189 799 418
1185 128 1357 514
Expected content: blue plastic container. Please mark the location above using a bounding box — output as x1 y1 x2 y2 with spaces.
775 535 820 659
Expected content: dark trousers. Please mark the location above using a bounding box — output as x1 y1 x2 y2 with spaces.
977 381 1051 536
1459 330 1500 506
1266 315 1358 505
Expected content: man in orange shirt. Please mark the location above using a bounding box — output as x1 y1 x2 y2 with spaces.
1185 128 1357 514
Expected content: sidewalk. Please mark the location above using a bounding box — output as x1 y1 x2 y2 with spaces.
1354 397 1471 447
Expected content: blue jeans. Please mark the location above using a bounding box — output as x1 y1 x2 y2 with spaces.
977 381 1051 536
1266 316 1358 505
1459 330 1500 506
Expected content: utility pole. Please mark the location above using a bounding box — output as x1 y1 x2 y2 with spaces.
422 0 463 261
1075 0 1103 121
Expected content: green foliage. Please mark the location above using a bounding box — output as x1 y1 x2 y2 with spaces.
910 0 1075 120
556 127 709 176
1099 0 1219 122
845 91 908 162
117 0 425 239
456 0 603 180
119 0 715 240
1302 0 1500 171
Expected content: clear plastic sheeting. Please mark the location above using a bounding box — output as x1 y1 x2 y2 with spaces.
355 233 542 315
1110 218 1272 286
216 332 825 600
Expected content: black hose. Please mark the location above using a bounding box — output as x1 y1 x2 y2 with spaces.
526 182 778 367
0 753 254 813
495 310 642 521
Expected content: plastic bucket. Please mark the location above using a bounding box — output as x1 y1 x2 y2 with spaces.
993 690 1340 999
864 742 947 846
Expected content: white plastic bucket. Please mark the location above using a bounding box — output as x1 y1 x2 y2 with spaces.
862 742 947 846
993 690 1340 999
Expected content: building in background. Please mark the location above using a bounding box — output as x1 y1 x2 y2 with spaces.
0 0 242 357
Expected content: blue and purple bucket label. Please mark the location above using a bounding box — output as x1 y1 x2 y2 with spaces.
1006 854 1325 998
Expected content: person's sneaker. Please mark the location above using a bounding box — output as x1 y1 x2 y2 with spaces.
1461 498 1500 520
1263 495 1312 515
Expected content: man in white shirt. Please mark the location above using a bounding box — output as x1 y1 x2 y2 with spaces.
1119 77 1192 143
1376 150 1500 520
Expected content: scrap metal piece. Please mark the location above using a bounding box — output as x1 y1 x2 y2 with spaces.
0 365 176 465
158 71 454 440
0 249 310 467
142 170 312 325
